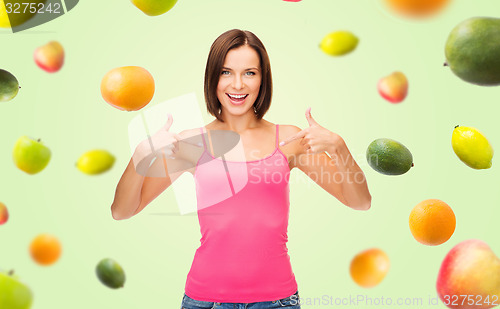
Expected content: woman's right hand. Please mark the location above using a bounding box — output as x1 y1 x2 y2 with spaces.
133 113 181 165
112 114 188 219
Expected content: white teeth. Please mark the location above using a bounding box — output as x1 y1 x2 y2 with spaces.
228 94 247 99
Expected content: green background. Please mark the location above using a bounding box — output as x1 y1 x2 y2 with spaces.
1 0 500 308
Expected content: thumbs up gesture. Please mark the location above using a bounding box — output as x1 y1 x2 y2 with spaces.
135 113 183 161
279 107 345 155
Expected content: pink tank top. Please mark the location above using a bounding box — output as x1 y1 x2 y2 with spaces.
184 124 298 302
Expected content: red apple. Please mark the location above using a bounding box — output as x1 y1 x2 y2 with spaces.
0 202 8 225
437 239 500 309
377 71 408 103
34 41 64 73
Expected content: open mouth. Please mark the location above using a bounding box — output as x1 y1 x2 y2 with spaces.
226 93 248 105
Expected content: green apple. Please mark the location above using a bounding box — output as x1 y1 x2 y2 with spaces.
12 136 51 174
0 269 33 309
130 0 178 16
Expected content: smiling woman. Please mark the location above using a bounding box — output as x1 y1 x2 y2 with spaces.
204 29 273 122
216 45 262 113
110 28 371 309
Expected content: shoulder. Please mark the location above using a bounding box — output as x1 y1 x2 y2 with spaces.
178 127 202 138
277 124 304 169
278 124 303 142
178 127 209 145
278 124 302 134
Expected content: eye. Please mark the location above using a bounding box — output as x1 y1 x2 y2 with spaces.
246 71 256 76
221 70 230 75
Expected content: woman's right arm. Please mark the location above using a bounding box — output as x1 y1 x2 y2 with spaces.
110 147 182 220
110 114 193 220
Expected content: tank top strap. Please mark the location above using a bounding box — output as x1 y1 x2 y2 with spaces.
199 127 207 150
275 124 279 148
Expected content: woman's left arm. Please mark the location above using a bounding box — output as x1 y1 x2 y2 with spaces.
280 108 371 211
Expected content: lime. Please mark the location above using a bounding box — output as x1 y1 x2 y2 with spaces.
95 258 125 289
366 138 413 175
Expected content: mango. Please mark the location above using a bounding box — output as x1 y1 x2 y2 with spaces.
0 69 19 102
445 17 500 86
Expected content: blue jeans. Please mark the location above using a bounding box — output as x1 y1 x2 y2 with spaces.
180 290 301 309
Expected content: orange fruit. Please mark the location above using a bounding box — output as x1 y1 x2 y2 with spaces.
29 233 62 265
409 199 456 246
350 248 390 288
100 66 155 111
384 0 450 17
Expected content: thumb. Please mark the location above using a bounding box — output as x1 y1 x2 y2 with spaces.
163 113 173 131
305 107 318 127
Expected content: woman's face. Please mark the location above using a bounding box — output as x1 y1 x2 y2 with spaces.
217 45 262 118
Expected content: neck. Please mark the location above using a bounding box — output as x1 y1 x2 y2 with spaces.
218 109 260 133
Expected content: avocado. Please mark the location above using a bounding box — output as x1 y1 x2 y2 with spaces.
366 138 413 175
445 17 500 86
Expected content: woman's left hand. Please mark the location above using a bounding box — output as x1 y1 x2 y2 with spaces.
280 107 345 155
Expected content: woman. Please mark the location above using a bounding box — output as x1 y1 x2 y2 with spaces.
111 29 371 309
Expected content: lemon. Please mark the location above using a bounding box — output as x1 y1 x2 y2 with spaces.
452 125 493 169
76 150 115 175
319 30 359 56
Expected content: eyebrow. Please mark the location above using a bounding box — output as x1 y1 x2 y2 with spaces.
222 67 260 71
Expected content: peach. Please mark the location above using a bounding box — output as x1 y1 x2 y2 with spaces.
0 202 8 225
437 239 500 309
34 41 64 73
377 71 408 103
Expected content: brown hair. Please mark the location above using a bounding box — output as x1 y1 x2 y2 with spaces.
204 29 273 122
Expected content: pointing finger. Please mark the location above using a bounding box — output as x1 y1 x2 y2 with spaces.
163 113 173 131
305 107 319 127
279 130 306 146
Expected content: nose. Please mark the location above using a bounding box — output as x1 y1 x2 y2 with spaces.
231 74 244 90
